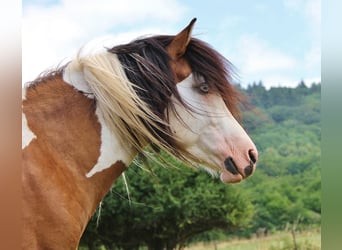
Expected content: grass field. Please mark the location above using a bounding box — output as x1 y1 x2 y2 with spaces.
185 229 321 250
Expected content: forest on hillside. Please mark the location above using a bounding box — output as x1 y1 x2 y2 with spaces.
80 81 321 250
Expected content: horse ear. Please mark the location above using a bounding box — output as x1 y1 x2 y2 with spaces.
167 18 197 60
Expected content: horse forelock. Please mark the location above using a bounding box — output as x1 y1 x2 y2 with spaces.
102 35 242 162
108 35 242 124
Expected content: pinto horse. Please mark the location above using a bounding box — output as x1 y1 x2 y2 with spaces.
22 18 258 249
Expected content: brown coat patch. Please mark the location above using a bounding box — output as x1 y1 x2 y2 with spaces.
22 77 126 249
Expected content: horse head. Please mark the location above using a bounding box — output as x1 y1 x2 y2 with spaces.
166 18 258 183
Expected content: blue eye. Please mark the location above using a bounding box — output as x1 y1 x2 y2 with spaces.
199 83 209 94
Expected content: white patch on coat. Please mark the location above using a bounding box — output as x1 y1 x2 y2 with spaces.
63 37 122 96
85 108 133 178
63 60 133 177
22 88 37 149
63 60 94 97
22 112 37 149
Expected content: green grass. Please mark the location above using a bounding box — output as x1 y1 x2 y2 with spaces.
185 229 321 250
78 229 320 250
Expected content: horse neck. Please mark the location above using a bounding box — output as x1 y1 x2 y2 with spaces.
22 76 132 247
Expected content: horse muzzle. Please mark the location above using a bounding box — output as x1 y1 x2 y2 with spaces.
220 149 258 183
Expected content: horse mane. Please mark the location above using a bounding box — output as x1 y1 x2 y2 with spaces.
26 35 242 165
109 35 242 157
109 36 242 121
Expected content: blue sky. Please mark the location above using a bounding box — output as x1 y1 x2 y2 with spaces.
22 0 320 88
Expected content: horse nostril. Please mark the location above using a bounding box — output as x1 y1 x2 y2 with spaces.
248 149 257 165
224 157 239 175
244 165 253 177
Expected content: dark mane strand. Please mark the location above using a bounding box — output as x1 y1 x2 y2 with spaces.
108 35 242 121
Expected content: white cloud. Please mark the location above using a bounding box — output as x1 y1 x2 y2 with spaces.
242 74 320 89
236 36 297 74
260 75 320 89
283 0 320 34
261 75 300 89
282 0 321 73
283 0 303 10
304 45 320 69
231 35 321 88
303 0 321 78
305 0 321 28
22 0 186 84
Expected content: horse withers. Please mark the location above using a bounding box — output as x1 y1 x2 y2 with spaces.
22 18 258 249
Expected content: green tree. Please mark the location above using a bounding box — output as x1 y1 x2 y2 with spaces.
80 158 254 249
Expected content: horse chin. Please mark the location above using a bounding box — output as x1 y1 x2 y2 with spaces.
197 163 243 184
220 171 243 184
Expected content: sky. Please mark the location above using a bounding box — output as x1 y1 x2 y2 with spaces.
22 0 321 88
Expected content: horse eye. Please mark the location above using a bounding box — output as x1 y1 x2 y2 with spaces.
199 83 209 94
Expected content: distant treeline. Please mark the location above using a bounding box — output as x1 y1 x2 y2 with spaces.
236 80 321 235
80 81 321 250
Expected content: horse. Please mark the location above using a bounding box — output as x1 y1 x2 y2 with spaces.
22 18 258 249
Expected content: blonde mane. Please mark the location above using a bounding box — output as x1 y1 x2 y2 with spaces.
76 51 186 162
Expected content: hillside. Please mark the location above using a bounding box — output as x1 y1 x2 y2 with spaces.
237 81 321 235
